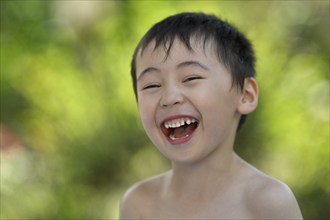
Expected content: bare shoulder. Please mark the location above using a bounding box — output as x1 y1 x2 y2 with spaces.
119 172 169 219
245 169 303 219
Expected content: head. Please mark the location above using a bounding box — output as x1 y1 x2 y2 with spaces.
131 12 256 131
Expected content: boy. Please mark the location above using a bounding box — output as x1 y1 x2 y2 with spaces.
120 12 303 219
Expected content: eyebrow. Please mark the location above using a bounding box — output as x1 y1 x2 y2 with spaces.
137 67 160 81
176 60 210 71
137 60 209 81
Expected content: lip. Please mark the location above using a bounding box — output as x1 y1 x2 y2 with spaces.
160 114 199 145
165 129 197 145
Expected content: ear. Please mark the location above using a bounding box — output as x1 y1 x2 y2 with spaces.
237 77 258 115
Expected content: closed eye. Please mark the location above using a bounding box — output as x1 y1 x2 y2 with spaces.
183 76 203 83
142 83 161 90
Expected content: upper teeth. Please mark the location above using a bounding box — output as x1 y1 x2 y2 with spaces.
164 117 197 129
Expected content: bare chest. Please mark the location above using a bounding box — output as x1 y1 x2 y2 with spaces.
142 190 254 219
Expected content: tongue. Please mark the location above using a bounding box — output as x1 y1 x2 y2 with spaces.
172 124 196 138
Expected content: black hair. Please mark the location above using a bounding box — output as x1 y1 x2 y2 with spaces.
131 12 256 131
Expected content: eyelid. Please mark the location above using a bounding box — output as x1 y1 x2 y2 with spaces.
141 83 161 90
183 75 203 82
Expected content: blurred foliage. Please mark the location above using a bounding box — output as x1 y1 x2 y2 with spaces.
0 1 329 219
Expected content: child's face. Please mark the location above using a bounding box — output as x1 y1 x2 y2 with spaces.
135 38 243 164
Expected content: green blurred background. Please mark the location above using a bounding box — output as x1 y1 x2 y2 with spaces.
1 1 329 219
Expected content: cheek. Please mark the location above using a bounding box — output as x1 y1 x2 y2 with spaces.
138 98 156 130
196 86 238 129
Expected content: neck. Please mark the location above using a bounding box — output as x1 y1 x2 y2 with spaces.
168 148 242 200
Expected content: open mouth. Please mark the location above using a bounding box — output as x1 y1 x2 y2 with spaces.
161 116 199 143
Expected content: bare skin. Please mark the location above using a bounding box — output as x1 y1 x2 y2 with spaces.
120 154 302 219
120 39 303 219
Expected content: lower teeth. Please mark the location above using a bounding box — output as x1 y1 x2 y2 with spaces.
169 134 189 141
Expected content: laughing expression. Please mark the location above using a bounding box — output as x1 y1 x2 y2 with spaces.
135 38 243 164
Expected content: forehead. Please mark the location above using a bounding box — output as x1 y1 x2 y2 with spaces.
136 37 219 72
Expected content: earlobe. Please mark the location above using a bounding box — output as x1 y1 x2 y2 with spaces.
237 77 259 115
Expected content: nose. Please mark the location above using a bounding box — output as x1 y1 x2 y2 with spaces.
160 85 184 108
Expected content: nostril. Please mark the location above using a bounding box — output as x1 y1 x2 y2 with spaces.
160 99 181 108
160 95 184 107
